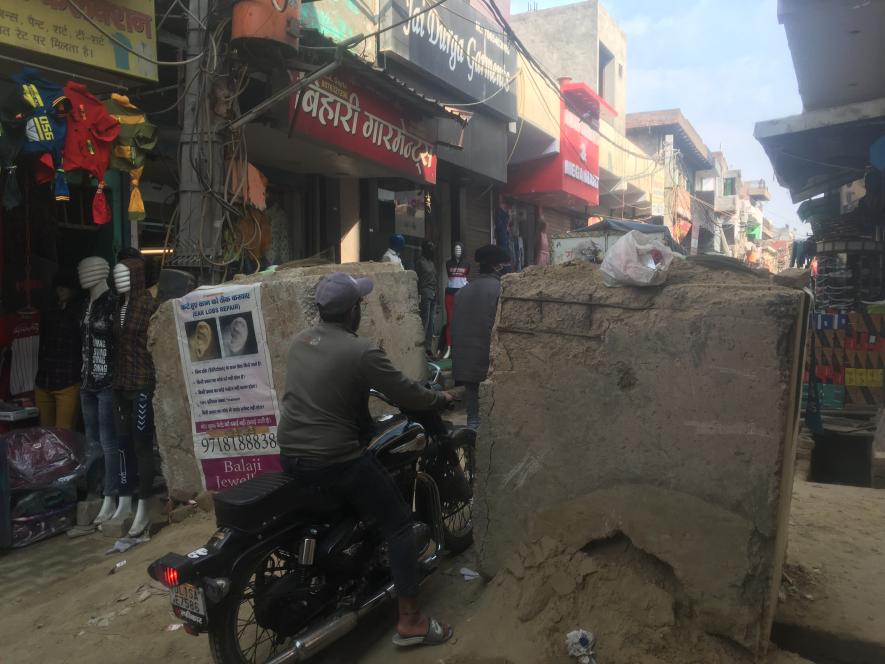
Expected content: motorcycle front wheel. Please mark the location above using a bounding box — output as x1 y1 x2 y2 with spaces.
439 435 476 555
209 544 292 664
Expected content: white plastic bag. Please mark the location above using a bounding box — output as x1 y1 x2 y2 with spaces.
600 230 676 287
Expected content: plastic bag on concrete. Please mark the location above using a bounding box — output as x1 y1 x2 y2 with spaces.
4 427 86 491
600 230 676 287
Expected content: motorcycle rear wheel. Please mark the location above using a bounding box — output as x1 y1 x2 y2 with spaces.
209 544 293 664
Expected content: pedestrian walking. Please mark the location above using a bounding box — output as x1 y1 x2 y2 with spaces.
416 240 438 356
451 244 510 430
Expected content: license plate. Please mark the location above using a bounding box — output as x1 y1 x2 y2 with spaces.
171 583 206 626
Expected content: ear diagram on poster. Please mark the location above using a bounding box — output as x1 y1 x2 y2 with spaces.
174 284 282 490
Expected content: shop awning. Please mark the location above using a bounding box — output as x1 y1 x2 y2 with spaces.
754 96 885 203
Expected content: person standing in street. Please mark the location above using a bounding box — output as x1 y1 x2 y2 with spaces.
416 241 437 356
451 244 510 430
382 234 406 268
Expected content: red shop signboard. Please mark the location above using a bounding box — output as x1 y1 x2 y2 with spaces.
506 98 600 207
288 71 437 184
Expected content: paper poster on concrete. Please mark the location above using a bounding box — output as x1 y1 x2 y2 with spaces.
174 283 282 490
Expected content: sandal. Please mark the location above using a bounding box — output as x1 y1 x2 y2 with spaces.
392 617 453 647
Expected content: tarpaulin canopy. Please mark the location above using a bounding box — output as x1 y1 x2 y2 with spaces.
576 219 684 253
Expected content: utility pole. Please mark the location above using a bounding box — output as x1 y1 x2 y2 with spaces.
174 0 223 280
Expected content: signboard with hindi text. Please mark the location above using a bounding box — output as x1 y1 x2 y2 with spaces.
0 0 157 82
289 70 438 184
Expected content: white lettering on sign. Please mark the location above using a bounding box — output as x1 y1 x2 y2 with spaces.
564 110 599 142
564 160 600 189
401 0 514 92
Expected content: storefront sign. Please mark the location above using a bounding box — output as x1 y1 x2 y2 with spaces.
505 94 600 207
290 72 437 184
174 284 282 490
380 0 517 119
564 159 599 188
0 0 158 81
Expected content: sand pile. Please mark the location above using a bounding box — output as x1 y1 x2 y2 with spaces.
439 533 810 664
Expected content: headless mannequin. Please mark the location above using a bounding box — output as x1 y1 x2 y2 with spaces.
112 261 157 537
110 263 135 524
78 257 120 525
443 243 470 358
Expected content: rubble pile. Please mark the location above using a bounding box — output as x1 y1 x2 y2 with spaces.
474 259 811 657
149 263 427 496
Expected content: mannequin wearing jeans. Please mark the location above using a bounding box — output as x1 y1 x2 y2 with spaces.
112 259 158 537
79 257 120 525
34 272 83 429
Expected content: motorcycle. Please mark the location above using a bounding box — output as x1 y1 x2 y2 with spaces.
148 364 475 664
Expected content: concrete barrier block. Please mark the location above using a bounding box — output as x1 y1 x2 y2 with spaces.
474 260 810 657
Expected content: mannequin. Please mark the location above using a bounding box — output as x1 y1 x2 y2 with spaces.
79 257 121 525
34 271 83 429
112 259 158 537
442 243 470 358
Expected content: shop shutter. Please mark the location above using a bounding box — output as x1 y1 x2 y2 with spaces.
462 185 492 261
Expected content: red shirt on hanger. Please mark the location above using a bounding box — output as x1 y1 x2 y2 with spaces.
62 82 120 182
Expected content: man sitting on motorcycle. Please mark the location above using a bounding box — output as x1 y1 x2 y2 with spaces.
278 272 455 648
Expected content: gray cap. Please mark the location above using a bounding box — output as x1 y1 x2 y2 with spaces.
315 272 374 315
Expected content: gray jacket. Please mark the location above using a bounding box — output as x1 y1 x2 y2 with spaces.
278 322 445 464
451 273 502 384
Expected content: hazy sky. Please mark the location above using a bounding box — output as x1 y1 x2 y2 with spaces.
509 0 805 230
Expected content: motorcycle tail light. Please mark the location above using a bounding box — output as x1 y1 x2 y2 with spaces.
148 553 192 588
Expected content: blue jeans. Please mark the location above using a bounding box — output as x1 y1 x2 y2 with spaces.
81 388 120 496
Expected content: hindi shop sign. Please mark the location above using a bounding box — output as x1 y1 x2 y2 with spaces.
0 0 158 82
380 0 518 120
174 283 282 491
289 72 438 184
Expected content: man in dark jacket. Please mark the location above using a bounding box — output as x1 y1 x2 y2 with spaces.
451 244 510 430
278 272 454 647
416 241 437 355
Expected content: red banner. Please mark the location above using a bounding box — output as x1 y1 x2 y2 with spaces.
289 71 437 184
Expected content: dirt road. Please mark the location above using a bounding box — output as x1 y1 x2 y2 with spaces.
0 510 484 664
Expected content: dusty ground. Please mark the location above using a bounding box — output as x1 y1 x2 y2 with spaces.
0 509 806 664
773 481 885 663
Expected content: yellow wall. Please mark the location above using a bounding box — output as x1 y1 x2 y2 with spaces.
516 52 559 140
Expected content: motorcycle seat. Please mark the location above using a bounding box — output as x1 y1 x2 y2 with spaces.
214 472 343 533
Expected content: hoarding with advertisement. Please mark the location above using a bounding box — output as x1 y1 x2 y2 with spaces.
173 283 282 491
380 0 518 119
0 0 157 81
289 70 438 184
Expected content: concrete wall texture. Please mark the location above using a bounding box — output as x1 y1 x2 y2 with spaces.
149 262 426 496
474 259 809 656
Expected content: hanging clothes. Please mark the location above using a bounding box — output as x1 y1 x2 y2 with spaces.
104 94 157 222
62 82 121 224
9 312 40 396
13 69 71 202
0 79 31 210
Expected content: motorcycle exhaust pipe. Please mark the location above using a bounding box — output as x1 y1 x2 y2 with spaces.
265 583 396 664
